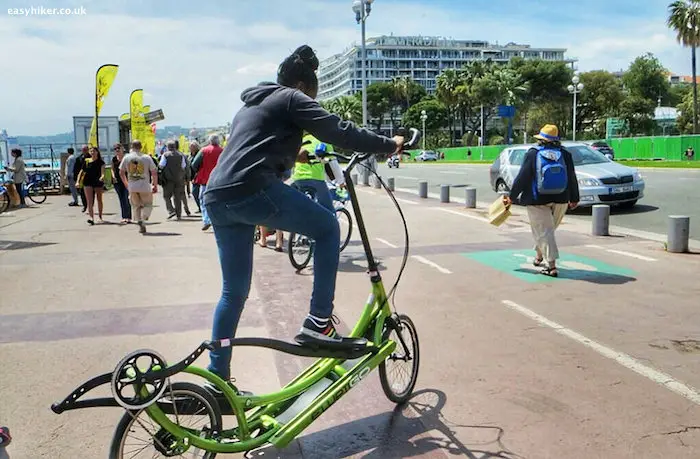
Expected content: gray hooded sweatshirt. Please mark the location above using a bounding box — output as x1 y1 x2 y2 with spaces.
205 82 396 203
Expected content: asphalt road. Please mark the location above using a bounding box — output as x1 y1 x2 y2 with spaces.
376 161 700 240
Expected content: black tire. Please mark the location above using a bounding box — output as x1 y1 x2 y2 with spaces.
336 207 353 252
109 382 222 459
0 192 9 214
496 180 510 193
379 314 420 404
288 232 314 270
27 184 47 204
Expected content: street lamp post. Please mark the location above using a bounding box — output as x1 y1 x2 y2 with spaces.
352 0 373 128
420 110 427 150
567 75 584 141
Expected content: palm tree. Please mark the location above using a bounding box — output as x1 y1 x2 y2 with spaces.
323 96 362 125
668 0 700 134
436 69 461 145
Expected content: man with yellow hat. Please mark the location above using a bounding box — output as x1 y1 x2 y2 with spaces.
503 124 579 277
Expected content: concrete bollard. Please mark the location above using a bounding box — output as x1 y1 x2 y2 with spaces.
374 176 382 189
351 174 358 185
667 215 690 253
362 172 370 186
388 177 395 191
465 187 477 208
440 185 450 203
592 205 610 236
418 181 428 198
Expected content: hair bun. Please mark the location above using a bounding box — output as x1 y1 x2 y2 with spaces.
291 45 318 71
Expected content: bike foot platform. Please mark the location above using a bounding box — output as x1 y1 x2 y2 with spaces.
293 335 376 360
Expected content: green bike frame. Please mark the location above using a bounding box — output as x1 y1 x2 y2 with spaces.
142 160 399 453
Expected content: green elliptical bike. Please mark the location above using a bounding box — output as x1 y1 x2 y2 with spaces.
51 128 422 458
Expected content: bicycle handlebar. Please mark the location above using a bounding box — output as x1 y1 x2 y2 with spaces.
326 127 421 170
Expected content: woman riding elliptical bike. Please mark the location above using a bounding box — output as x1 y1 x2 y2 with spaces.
203 45 405 384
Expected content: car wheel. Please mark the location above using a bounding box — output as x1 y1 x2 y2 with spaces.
496 180 510 193
618 200 637 209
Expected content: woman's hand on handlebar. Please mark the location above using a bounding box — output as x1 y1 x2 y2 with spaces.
392 135 405 154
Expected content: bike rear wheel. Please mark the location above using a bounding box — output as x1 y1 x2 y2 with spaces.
379 314 420 404
109 382 222 459
27 184 47 204
336 207 352 252
288 233 314 270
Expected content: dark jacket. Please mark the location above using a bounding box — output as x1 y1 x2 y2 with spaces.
205 82 397 203
509 146 580 206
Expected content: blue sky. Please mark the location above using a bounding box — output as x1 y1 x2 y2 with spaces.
0 0 691 135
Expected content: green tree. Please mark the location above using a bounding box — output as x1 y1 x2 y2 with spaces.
509 57 573 105
365 82 393 131
321 95 362 125
402 99 449 134
577 71 624 138
623 53 670 102
668 0 700 133
676 89 695 132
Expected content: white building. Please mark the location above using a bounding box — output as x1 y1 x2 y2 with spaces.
318 35 574 101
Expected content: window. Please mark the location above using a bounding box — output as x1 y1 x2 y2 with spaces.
508 149 528 166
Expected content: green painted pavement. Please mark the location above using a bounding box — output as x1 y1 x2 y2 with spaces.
463 249 636 283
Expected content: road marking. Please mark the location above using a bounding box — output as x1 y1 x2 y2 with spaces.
585 244 657 262
376 238 398 248
396 198 418 205
440 171 467 175
392 175 423 181
411 255 452 274
501 300 700 405
433 207 490 223
356 188 376 195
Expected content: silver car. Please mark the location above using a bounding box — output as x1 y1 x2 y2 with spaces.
489 142 645 208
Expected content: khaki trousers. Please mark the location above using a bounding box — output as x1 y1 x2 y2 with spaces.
129 191 154 222
526 203 568 263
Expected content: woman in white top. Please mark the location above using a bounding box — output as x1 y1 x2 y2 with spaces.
5 149 27 207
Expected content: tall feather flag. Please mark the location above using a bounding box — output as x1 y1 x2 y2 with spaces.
129 89 146 152
89 64 119 149
142 105 156 156
179 135 188 154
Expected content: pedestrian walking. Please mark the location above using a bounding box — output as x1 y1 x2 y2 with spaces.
111 143 132 223
189 141 202 213
503 124 579 277
74 146 90 212
4 149 27 208
159 140 188 220
192 134 223 231
78 146 106 225
65 147 80 206
120 139 158 234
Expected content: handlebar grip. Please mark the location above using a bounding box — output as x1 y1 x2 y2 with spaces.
396 127 421 150
51 402 64 414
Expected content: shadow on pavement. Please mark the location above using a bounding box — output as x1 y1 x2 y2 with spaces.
515 268 636 285
251 389 523 459
569 204 659 216
0 240 57 251
142 232 181 237
338 255 386 273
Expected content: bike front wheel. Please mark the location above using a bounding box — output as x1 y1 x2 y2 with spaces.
27 184 47 204
379 314 420 404
0 191 9 214
336 207 353 252
109 382 222 459
288 232 314 270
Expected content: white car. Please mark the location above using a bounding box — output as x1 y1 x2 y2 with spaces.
489 142 645 208
415 151 438 161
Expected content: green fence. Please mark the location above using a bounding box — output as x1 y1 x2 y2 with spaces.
408 134 700 161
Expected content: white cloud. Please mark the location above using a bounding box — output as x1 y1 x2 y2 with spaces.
0 1 692 136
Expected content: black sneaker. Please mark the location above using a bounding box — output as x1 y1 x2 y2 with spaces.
295 315 367 349
138 221 147 234
0 426 11 446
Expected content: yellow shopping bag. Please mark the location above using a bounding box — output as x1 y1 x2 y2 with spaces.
488 197 511 227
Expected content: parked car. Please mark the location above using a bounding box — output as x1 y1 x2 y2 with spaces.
489 142 645 208
415 150 438 161
589 141 615 160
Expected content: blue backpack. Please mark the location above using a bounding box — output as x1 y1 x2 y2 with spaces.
533 146 568 196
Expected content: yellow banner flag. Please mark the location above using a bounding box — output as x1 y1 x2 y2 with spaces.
141 105 155 155
179 135 187 154
88 64 119 148
130 89 146 151
119 112 129 121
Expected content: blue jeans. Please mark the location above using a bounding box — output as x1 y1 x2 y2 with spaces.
114 183 132 220
199 185 210 224
293 179 333 212
205 180 339 379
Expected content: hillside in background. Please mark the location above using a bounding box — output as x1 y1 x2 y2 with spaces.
16 132 74 144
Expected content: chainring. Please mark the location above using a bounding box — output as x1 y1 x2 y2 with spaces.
111 349 169 410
